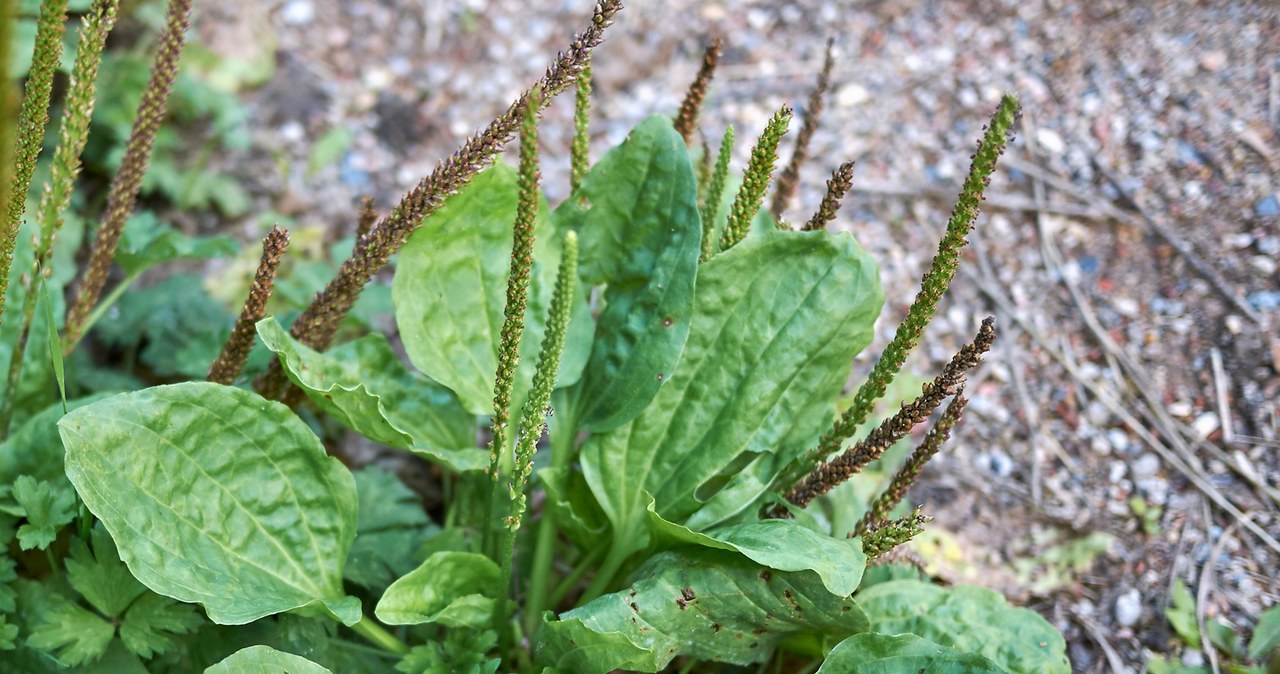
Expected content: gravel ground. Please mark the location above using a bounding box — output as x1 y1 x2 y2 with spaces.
195 1 1280 670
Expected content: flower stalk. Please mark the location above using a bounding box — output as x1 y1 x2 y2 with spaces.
770 38 835 221
570 59 592 194
802 160 855 231
699 125 734 262
1 0 69 330
855 390 969 535
674 38 722 145
208 226 289 385
795 95 1018 470
65 0 194 347
719 105 792 251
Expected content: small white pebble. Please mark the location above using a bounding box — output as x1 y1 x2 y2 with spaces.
281 0 315 25
1192 413 1219 439
1116 589 1142 627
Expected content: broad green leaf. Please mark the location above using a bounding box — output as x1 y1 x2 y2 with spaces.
59 383 361 626
553 115 700 431
66 526 147 618
115 212 237 275
11 475 76 550
537 549 870 673
856 580 1070 674
345 467 438 592
645 499 867 596
393 164 591 415
257 318 483 472
816 632 1004 673
375 551 499 628
118 593 203 659
205 645 333 674
1249 605 1280 661
580 229 882 559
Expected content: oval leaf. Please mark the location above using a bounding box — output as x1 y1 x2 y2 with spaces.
645 498 866 597
553 115 700 431
580 229 882 558
392 164 591 414
375 551 500 628
856 580 1070 674
537 549 870 673
205 645 333 674
59 383 361 626
256 317 483 471
816 633 1004 673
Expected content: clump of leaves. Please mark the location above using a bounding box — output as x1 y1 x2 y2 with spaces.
0 0 1082 672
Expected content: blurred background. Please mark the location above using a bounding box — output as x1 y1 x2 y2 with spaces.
31 0 1279 670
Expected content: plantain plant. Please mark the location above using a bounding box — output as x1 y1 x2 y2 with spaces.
0 0 1077 672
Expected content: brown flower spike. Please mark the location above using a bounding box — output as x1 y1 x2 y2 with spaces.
674 38 723 145
802 160 855 231
770 38 835 221
779 317 995 513
209 226 289 386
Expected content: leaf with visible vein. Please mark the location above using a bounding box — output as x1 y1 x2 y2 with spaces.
204 644 333 673
375 552 500 628
393 164 592 415
537 549 870 673
856 580 1070 674
59 382 361 626
12 475 76 550
552 115 700 431
27 600 115 667
258 317 483 472
645 498 866 596
66 525 146 618
579 229 881 562
118 592 203 659
816 632 1004 673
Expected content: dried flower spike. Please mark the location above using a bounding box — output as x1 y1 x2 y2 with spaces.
0 0 69 330
855 390 968 535
208 227 290 385
770 38 835 221
802 161 855 231
66 0 194 346
719 105 792 251
674 38 723 145
355 196 378 241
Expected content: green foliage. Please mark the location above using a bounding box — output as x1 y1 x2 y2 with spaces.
1252 605 1280 662
59 383 361 626
538 549 870 672
855 580 1070 673
817 633 1005 673
0 2 1062 672
204 645 332 674
1168 579 1203 649
8 474 76 549
375 552 500 628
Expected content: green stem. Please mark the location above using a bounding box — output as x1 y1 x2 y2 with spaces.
578 540 631 604
349 616 409 655
62 268 141 354
524 404 579 635
547 545 605 609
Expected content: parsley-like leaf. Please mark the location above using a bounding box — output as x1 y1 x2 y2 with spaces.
27 600 115 666
345 467 436 591
67 525 147 618
0 555 16 649
118 593 203 659
11 475 77 550
397 629 499 674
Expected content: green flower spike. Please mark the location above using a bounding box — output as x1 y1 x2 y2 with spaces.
719 104 792 251
699 124 734 262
